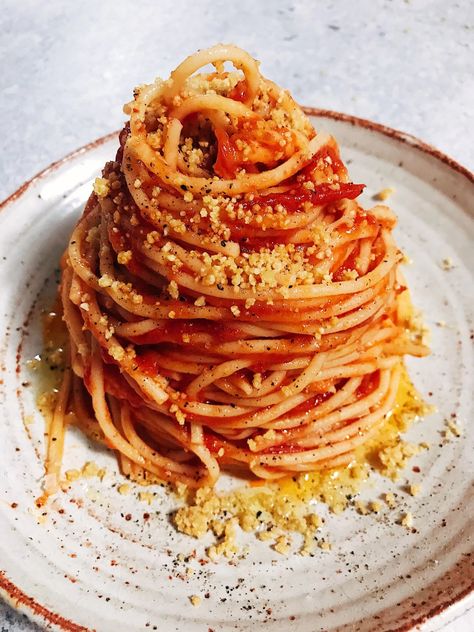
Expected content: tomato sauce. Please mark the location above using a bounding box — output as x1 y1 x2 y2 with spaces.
241 182 364 215
300 145 347 179
203 431 227 453
356 371 380 399
134 349 162 376
213 126 241 179
229 79 248 103
104 365 144 407
129 320 247 345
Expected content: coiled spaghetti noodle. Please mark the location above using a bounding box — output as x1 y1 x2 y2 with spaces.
44 44 428 495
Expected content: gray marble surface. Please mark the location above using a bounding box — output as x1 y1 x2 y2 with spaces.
0 0 473 629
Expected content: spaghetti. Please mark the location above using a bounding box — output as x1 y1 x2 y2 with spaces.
44 44 429 496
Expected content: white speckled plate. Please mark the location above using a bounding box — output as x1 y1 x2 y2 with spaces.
0 112 473 632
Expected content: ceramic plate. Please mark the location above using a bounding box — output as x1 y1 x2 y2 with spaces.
0 112 473 632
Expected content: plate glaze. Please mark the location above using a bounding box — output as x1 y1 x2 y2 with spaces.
0 112 473 632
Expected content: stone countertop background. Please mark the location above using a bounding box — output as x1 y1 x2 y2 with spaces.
0 0 472 629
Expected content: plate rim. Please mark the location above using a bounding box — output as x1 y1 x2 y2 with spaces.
0 110 473 632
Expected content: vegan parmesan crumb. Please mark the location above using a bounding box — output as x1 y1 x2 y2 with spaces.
98 274 113 288
355 500 368 515
273 535 291 554
138 491 155 505
168 280 179 299
65 469 81 482
175 482 188 499
378 440 425 480
374 187 395 201
299 536 315 557
440 257 454 270
118 484 131 495
306 513 322 529
174 483 323 558
444 419 462 438
400 512 413 528
65 463 106 484
318 539 332 551
189 595 201 607
257 528 279 542
82 461 101 478
409 484 421 497
117 250 132 265
369 500 381 513
170 404 186 425
384 492 397 508
93 177 110 197
207 518 239 560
